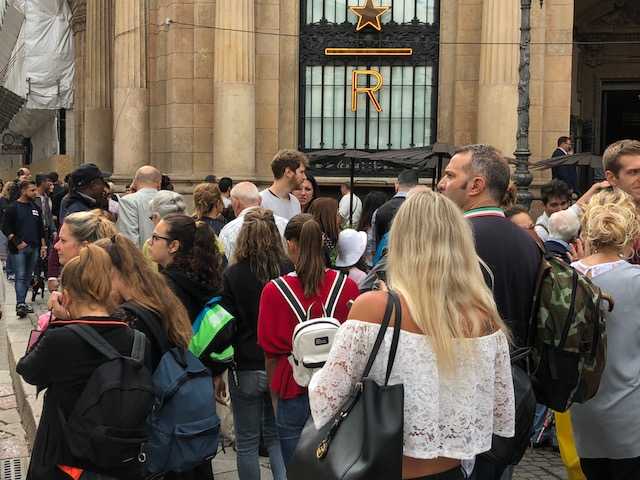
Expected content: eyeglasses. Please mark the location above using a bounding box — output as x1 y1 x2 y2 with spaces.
150 233 171 244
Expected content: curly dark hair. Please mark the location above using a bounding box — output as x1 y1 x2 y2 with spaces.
162 214 224 292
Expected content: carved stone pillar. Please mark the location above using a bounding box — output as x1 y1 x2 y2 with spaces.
70 0 86 165
213 0 256 176
477 0 520 155
113 0 149 175
84 0 113 171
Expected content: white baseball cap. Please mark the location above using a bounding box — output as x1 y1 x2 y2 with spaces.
335 229 368 268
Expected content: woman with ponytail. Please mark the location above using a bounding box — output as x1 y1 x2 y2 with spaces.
257 214 359 464
193 182 227 235
17 245 153 480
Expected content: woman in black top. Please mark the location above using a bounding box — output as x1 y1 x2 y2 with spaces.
193 182 227 235
221 208 291 480
149 214 225 480
17 245 153 480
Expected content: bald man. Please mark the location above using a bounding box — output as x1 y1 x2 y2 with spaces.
117 165 162 247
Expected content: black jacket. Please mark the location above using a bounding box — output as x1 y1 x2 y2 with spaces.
1 200 45 254
59 191 97 224
470 215 541 347
221 259 293 370
162 267 220 323
551 148 578 193
374 194 406 245
16 318 152 480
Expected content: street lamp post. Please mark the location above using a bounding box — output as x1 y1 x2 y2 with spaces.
514 0 541 209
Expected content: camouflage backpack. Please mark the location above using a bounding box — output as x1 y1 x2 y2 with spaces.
528 250 613 412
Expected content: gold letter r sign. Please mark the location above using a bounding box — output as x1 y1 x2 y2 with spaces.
351 70 383 113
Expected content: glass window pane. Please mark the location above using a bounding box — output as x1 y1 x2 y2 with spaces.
404 0 415 23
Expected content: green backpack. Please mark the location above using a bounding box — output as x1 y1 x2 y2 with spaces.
528 250 613 412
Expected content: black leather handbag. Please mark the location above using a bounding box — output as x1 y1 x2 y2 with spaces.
287 291 404 480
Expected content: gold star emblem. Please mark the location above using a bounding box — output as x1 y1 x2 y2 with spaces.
350 0 390 32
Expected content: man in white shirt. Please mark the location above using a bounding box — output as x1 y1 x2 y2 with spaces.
338 182 362 228
117 166 161 248
535 179 572 242
259 149 308 220
220 181 288 261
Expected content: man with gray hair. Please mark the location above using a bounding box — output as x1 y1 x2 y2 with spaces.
219 181 288 260
438 144 540 480
117 165 162 248
545 209 580 264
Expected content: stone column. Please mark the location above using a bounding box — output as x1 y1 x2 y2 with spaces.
70 0 86 165
477 0 520 155
84 0 113 171
213 0 255 176
113 0 149 175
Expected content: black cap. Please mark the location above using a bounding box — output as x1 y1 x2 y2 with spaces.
70 163 111 189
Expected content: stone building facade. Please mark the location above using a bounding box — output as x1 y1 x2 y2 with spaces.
3 0 638 189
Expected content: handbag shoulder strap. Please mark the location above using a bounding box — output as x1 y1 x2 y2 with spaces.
361 290 401 384
384 291 402 386
272 277 306 323
324 271 348 318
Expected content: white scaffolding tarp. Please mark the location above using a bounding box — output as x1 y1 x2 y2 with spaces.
7 0 74 109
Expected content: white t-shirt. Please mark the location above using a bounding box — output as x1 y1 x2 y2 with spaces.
339 193 362 227
260 189 301 221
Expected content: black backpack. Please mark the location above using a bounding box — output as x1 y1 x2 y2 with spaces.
60 324 155 478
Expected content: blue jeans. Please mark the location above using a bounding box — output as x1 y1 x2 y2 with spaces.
230 370 286 480
11 246 39 304
276 392 310 466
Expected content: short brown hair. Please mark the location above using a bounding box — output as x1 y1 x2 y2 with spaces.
603 139 640 176
455 144 510 203
270 149 308 179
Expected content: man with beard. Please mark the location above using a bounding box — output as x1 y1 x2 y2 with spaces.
259 149 308 221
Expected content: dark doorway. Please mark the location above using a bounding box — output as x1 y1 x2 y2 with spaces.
601 89 640 152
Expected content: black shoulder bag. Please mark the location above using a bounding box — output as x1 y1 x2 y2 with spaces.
287 291 404 480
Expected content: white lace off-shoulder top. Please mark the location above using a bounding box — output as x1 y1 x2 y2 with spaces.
308 320 515 459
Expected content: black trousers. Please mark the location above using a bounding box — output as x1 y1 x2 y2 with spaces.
580 456 640 480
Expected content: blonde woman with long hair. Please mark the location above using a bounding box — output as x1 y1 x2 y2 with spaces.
570 189 640 480
309 190 515 480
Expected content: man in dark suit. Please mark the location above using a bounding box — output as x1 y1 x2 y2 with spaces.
551 136 577 193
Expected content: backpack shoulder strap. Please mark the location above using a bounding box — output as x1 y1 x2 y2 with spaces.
272 277 306 323
66 324 122 361
324 271 348 318
121 302 171 353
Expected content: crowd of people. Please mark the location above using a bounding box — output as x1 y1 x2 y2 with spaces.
3 139 640 480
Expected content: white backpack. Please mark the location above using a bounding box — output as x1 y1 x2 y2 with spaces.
272 272 348 387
